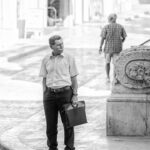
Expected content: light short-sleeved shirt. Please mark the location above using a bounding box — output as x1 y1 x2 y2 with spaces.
39 52 79 88
101 23 127 54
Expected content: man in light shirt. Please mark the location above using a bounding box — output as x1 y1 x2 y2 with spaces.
39 35 78 150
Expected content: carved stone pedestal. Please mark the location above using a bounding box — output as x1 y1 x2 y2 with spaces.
107 45 150 136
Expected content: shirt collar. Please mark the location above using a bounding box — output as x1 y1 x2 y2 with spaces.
49 52 65 59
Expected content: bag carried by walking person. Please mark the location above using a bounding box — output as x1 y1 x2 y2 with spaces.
62 101 87 128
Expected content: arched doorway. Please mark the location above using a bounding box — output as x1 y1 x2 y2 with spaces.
47 0 72 26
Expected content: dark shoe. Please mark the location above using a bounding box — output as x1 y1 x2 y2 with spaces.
64 147 75 150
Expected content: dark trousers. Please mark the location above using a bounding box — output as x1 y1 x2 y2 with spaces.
43 87 75 150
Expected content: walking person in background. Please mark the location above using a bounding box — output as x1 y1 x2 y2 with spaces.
39 35 79 150
99 13 127 82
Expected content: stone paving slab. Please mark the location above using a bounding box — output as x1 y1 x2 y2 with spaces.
0 100 42 150
0 75 42 101
1 95 150 150
7 45 49 62
0 96 106 150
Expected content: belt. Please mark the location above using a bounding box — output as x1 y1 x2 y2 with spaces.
48 86 71 93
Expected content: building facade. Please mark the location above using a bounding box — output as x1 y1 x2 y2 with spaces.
1 0 148 40
0 0 18 42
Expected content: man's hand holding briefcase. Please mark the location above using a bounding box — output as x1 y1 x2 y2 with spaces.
62 100 87 128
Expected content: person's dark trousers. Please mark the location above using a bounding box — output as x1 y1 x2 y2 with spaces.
43 87 75 150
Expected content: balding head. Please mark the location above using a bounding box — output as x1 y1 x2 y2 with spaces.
108 13 117 23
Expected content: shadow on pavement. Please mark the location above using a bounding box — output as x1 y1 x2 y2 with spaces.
0 143 11 150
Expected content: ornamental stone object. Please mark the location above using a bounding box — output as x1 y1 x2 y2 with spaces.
107 40 150 136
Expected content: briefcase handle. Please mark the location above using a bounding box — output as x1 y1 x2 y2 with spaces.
71 101 85 108
71 102 78 108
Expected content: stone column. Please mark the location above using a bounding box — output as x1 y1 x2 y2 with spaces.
73 0 83 25
107 44 150 136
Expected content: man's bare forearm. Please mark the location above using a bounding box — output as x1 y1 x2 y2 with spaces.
100 37 105 49
71 76 78 95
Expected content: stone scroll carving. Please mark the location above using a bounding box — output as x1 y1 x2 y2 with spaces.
114 46 150 89
107 44 150 136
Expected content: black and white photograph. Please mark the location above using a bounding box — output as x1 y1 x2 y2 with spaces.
0 0 150 150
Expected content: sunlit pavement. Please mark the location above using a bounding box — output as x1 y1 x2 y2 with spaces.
0 22 150 150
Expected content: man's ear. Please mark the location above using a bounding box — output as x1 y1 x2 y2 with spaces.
50 45 53 49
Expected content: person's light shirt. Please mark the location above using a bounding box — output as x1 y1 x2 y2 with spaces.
39 52 79 88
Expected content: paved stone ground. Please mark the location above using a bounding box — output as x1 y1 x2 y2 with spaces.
0 96 107 150
0 77 109 150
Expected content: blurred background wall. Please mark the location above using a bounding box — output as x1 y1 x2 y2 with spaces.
0 0 150 40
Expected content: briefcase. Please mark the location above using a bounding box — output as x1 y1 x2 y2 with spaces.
62 101 87 128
